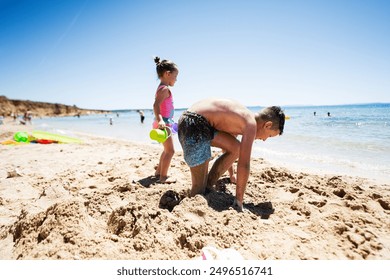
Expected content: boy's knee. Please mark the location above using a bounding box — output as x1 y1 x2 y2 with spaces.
224 146 239 159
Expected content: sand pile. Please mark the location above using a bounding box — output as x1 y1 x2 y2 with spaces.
0 123 389 260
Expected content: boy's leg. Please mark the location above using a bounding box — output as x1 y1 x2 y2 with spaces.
189 159 209 197
208 132 240 186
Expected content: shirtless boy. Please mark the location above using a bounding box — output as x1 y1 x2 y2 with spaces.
177 98 285 211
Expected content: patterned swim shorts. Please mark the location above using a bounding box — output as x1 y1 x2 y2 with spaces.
178 111 217 167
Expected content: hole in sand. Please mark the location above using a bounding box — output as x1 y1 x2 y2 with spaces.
159 190 185 212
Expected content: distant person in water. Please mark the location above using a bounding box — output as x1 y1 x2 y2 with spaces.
152 56 179 183
177 98 285 212
327 112 331 117
139 110 145 123
314 111 316 116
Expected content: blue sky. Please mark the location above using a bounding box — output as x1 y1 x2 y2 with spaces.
1 0 389 110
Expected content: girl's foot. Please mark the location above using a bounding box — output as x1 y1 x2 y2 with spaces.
157 176 177 184
229 174 237 184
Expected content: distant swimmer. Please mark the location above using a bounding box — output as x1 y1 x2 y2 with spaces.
109 117 113 125
314 111 316 116
138 110 145 123
327 112 331 117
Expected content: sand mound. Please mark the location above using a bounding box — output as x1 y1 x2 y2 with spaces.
0 130 389 260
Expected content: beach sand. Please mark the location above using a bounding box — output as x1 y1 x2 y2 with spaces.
1 121 389 260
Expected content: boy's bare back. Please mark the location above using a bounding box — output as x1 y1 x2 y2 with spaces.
188 98 257 136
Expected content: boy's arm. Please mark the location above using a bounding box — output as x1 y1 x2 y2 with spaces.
235 125 256 210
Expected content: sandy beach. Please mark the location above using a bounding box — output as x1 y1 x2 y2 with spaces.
1 120 389 260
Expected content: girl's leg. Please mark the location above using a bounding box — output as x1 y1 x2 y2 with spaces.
155 153 163 176
158 136 175 183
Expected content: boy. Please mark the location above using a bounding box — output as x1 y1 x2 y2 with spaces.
178 98 285 211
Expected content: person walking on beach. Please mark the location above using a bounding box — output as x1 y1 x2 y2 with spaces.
177 98 285 211
152 57 179 183
23 111 32 124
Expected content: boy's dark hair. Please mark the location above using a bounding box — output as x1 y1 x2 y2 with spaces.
258 106 285 135
154 57 178 78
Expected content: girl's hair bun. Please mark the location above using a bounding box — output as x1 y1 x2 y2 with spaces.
154 57 178 78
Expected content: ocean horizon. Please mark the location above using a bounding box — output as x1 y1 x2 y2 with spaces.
29 103 390 184
108 102 390 112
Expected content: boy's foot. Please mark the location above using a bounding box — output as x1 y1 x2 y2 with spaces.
157 176 177 184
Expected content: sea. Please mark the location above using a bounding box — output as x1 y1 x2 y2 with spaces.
31 103 390 184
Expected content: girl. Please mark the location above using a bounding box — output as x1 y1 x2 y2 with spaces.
153 57 179 183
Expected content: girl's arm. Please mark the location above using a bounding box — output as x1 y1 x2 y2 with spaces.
153 87 170 128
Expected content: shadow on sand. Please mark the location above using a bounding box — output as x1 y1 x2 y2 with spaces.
157 178 274 219
132 175 159 188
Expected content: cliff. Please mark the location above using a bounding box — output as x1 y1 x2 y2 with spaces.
0 96 110 117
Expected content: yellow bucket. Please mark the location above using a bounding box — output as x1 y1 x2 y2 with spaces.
149 127 172 143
